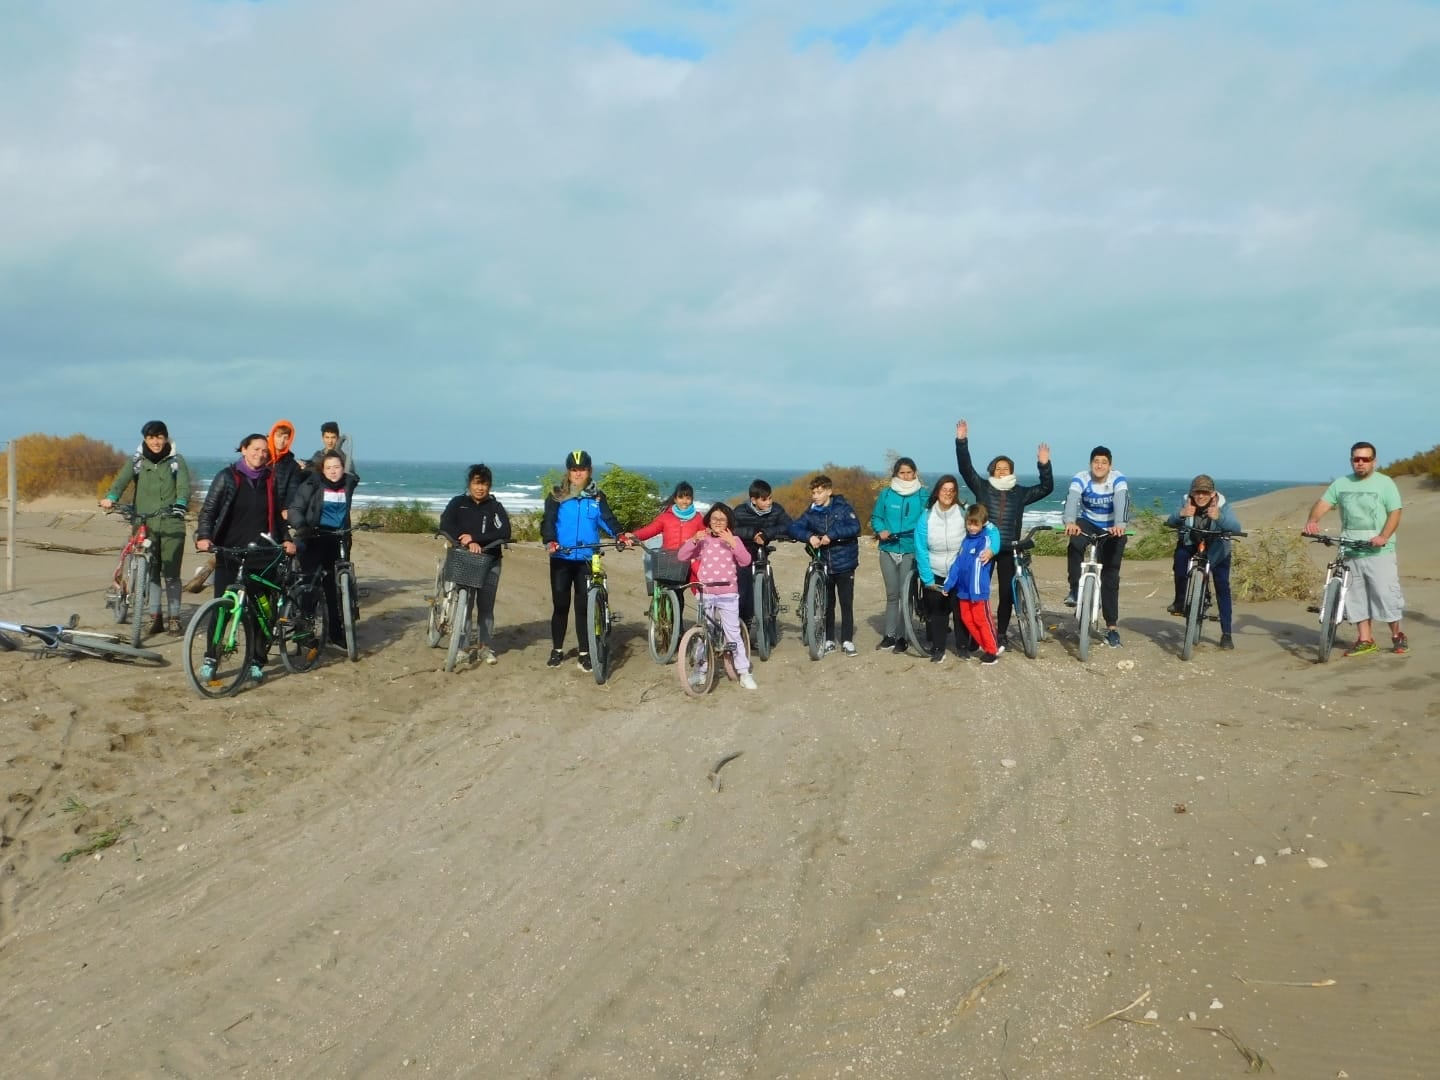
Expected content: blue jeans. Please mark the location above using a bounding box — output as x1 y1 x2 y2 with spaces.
1174 546 1232 634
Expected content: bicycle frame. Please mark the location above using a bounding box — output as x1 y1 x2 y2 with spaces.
1007 524 1052 658
1306 534 1373 662
1073 528 1128 660
797 545 831 660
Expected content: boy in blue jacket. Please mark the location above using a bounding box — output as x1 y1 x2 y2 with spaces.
788 474 862 655
943 504 1003 664
1165 474 1242 650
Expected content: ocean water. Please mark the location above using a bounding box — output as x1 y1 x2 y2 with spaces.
188 458 1312 528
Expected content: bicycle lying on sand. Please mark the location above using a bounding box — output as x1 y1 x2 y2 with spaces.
1305 533 1375 663
106 502 186 647
1169 523 1246 660
0 614 164 664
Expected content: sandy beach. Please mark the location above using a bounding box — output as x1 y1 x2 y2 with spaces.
1 480 1437 1079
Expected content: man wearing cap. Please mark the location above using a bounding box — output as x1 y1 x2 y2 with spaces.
1063 445 1129 648
540 450 635 672
1166 475 1243 650
1303 441 1407 656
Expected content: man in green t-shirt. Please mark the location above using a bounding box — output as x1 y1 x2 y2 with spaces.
1303 440 1406 656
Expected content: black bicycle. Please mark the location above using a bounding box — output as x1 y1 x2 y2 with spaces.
795 544 830 661
1168 523 1246 660
1009 524 1054 660
750 541 787 661
296 522 382 662
555 540 632 685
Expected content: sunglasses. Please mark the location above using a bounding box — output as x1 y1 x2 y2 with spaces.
1351 455 1374 463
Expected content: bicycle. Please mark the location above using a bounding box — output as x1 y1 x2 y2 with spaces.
0 613 164 664
1168 523 1246 660
1008 524 1054 660
676 581 753 697
794 544 831 661
298 522 382 663
433 534 507 673
182 537 302 698
888 531 932 656
646 547 690 665
1305 533 1376 663
1072 529 1132 662
556 540 631 685
105 503 186 647
750 541 787 661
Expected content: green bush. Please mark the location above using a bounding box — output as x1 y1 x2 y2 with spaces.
510 510 543 543
597 463 661 531
1027 506 1172 560
1383 443 1440 485
1231 527 1323 602
355 500 437 534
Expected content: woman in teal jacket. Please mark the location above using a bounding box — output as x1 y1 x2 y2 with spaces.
870 456 928 652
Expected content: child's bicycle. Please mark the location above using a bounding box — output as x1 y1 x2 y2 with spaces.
555 539 632 685
181 537 309 698
646 547 690 665
1305 533 1375 663
750 541 787 661
1008 524 1054 659
105 502 186 647
432 534 508 674
1072 528 1132 661
0 613 164 664
1168 523 1246 660
794 544 831 661
676 581 753 697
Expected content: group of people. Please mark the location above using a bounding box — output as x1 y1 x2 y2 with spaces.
101 419 1410 689
102 420 359 683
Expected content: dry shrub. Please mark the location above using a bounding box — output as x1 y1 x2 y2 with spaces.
0 433 126 501
769 464 885 532
1384 443 1440 485
1231 527 1322 602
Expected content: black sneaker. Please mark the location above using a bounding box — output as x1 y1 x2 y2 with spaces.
1105 629 1122 648
1166 602 1185 617
1063 592 1077 608
577 652 592 672
893 638 908 654
546 649 564 668
877 635 897 650
929 648 945 664
1219 634 1235 650
980 652 999 665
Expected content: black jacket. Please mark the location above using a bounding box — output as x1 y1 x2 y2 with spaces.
733 500 794 557
196 465 288 547
440 493 512 555
955 438 1054 546
288 471 359 532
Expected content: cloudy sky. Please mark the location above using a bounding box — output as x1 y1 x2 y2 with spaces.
3 0 1438 481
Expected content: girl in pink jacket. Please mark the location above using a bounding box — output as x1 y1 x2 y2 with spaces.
676 502 757 690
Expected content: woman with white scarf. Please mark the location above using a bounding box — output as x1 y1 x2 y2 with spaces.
870 456 929 652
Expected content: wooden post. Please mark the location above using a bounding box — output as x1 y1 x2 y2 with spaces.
5 439 15 591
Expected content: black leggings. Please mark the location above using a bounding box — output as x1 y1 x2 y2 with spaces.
923 587 975 653
825 571 855 644
549 558 591 653
991 548 1017 638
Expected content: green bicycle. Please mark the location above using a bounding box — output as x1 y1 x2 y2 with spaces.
182 538 318 698
646 546 690 664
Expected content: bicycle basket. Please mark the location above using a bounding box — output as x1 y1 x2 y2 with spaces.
650 549 692 586
444 547 497 588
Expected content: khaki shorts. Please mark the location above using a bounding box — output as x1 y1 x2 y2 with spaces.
1345 553 1405 624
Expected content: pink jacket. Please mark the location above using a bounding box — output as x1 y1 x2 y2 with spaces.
675 534 752 595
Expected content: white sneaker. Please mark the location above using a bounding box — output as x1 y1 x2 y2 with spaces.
824 640 837 654
995 644 1006 656
841 641 857 656
738 672 758 690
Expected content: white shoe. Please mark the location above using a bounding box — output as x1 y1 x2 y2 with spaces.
841 641 857 656
995 644 1006 656
738 672 758 690
824 640 837 654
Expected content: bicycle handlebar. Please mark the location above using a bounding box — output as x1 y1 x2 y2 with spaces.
109 503 186 523
552 540 632 555
293 523 384 540
1168 523 1248 538
1008 524 1054 552
1306 533 1376 551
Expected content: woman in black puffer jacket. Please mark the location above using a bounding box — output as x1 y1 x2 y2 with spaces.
954 419 1053 645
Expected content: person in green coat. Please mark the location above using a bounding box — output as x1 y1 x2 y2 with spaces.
100 421 191 634
871 456 929 653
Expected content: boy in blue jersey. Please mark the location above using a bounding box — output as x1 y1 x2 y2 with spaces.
1063 446 1129 647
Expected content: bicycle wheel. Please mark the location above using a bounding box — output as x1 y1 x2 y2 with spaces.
183 597 251 698
677 626 714 697
426 561 448 648
128 557 151 648
59 632 165 665
112 554 134 624
0 629 16 651
647 587 679 664
900 569 929 655
752 572 773 661
338 570 358 662
1317 575 1343 664
1181 570 1205 661
1076 576 1097 662
278 585 328 674
804 571 827 661
1015 573 1042 660
445 588 471 673
587 586 610 685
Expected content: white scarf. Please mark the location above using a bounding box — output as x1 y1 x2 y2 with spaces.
891 476 922 497
989 474 1018 492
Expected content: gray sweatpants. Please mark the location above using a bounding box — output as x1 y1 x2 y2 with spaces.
878 551 914 639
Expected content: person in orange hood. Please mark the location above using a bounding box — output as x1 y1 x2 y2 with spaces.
268 419 303 521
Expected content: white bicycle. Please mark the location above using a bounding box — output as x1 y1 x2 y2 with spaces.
1305 533 1372 663
1072 529 1130 661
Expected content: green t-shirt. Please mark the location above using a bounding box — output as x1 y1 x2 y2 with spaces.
1321 472 1402 555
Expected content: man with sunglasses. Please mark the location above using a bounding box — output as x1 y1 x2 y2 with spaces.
1303 441 1407 656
